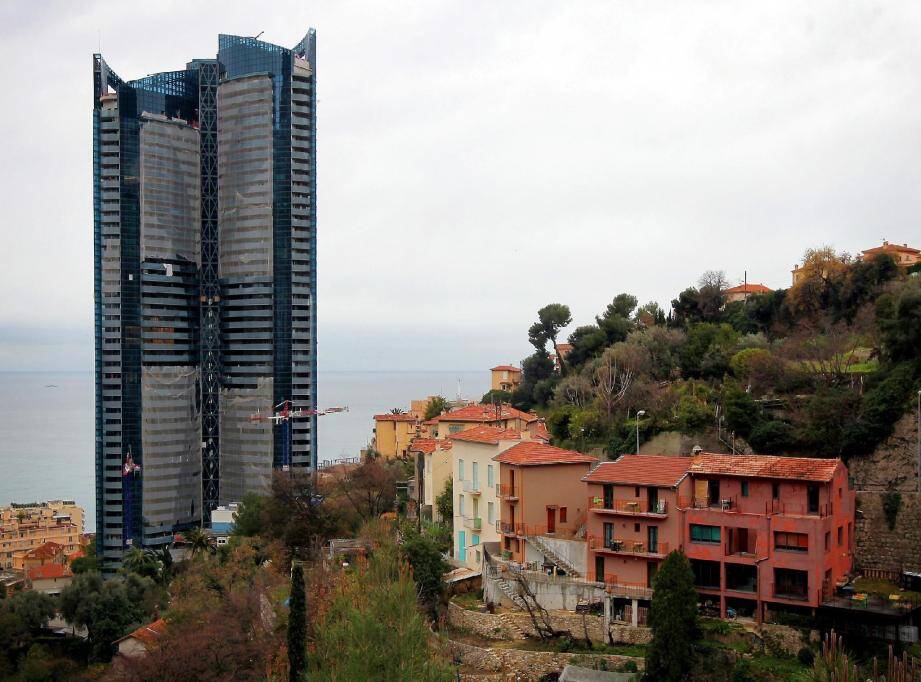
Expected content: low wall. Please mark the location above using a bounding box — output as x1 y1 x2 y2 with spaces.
854 491 921 573
448 602 652 645
447 638 644 681
484 569 602 611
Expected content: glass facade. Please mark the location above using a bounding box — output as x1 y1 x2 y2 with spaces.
93 30 318 573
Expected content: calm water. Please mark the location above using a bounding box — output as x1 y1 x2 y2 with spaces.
0 370 489 530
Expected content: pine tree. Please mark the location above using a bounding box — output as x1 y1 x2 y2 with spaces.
645 550 698 682
288 563 307 680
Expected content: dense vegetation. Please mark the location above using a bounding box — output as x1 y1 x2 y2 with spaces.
510 249 921 460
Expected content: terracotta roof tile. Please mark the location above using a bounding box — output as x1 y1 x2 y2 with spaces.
533 421 551 442
490 365 521 372
430 403 537 424
449 425 523 445
688 452 840 482
408 438 437 454
117 619 167 647
724 283 772 295
25 542 64 560
582 455 691 487
373 413 418 422
495 442 597 466
862 242 919 256
28 564 72 581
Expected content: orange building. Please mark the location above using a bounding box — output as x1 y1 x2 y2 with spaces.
490 365 522 392
583 455 692 600
496 442 596 566
1 501 84 570
426 403 539 440
861 240 920 268
724 283 773 304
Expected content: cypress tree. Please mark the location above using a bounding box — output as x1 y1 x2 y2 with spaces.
288 562 307 680
645 550 698 682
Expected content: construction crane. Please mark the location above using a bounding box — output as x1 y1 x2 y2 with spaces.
250 400 349 471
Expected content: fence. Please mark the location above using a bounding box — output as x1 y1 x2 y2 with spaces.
587 497 668 515
587 534 668 556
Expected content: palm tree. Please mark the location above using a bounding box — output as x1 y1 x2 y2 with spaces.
185 528 215 559
122 546 159 579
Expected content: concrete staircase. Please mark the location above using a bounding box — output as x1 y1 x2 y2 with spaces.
527 534 582 578
486 564 527 610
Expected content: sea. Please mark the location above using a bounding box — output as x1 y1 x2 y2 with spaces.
0 370 489 531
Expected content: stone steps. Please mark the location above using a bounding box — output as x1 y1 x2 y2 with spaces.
527 535 582 578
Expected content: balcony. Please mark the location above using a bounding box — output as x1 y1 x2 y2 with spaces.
588 496 667 517
586 571 654 600
462 480 481 495
497 484 518 500
588 535 668 558
771 582 809 602
462 516 482 531
678 496 737 511
497 521 516 535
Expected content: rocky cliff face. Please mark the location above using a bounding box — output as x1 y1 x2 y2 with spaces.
849 411 920 492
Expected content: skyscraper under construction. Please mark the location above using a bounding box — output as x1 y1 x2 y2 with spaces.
93 31 317 571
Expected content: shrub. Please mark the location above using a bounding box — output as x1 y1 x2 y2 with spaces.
622 660 638 672
882 491 901 531
748 419 796 454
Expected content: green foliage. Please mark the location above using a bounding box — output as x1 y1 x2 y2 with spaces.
721 382 759 439
424 396 448 420
400 525 450 617
434 479 453 527
70 555 100 574
529 303 573 354
310 540 453 681
288 563 307 680
596 294 637 346
680 323 738 379
674 382 715 434
748 419 796 454
566 325 608 367
882 491 901 531
646 550 698 682
480 389 512 405
800 387 862 456
811 630 859 682
232 491 265 537
5 591 55 631
730 658 755 682
512 351 556 409
841 361 920 457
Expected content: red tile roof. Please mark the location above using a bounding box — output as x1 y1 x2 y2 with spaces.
533 420 550 442
689 452 841 482
373 413 418 422
116 619 167 647
28 564 72 581
449 425 523 445
724 283 772 295
430 403 537 424
582 455 691 487
25 542 64 560
862 242 919 256
491 365 521 373
495 442 597 466
408 438 437 454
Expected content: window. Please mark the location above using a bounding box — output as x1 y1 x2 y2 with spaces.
471 534 480 546
458 459 464 480
459 495 465 516
807 484 819 514
472 461 479 486
838 526 843 546
487 465 494 488
775 532 808 552
772 482 780 499
741 481 749 497
634 523 640 532
560 507 567 523
635 486 640 497
825 532 830 551
690 524 720 543
449 424 463 434
487 502 494 524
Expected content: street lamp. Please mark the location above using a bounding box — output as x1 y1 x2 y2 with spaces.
636 410 646 455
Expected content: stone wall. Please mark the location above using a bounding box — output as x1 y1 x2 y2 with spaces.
854 490 921 573
757 623 807 658
849 412 920 492
447 638 644 681
448 602 652 645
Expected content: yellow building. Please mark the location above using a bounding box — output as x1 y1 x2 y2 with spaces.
425 403 539 440
0 501 84 570
409 438 455 522
490 365 522 392
372 413 422 459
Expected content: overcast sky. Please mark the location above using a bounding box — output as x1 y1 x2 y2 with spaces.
1 1 919 372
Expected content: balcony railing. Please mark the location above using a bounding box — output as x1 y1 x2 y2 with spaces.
497 521 516 535
587 534 668 557
678 496 737 511
497 484 518 499
462 516 482 531
679 496 832 517
588 497 667 516
586 571 654 599
462 480 481 495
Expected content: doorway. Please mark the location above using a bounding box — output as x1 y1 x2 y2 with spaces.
546 507 556 534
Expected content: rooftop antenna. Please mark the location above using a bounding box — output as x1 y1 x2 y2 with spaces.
456 377 462 402
253 31 264 40
98 29 101 53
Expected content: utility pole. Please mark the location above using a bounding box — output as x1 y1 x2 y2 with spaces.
636 410 646 455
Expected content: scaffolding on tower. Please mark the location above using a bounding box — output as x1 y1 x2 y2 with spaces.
122 450 142 547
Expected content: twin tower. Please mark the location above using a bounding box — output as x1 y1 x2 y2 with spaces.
93 32 317 571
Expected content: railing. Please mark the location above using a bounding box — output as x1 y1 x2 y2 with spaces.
462 480 481 494
585 571 654 599
462 516 482 531
497 484 518 498
587 535 668 556
678 496 737 511
587 497 667 515
515 523 573 537
766 499 832 518
497 521 516 535
725 532 757 556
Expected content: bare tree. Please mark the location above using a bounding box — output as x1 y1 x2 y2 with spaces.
697 270 729 292
591 345 646 417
